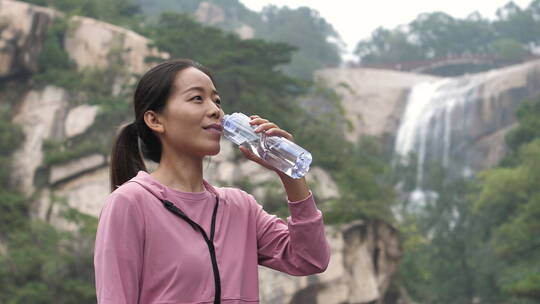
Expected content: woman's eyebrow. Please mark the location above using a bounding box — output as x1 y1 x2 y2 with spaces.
184 86 219 95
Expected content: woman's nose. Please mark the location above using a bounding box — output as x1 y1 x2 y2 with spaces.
208 100 222 118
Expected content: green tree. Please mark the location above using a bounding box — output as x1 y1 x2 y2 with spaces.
472 139 540 302
257 5 342 80
354 27 423 64
469 96 540 302
410 12 495 58
494 1 540 45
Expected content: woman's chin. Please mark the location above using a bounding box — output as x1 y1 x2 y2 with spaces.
206 145 221 156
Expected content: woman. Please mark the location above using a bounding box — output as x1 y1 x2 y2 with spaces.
94 59 330 304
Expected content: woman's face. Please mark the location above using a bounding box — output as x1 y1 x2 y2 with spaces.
153 67 224 159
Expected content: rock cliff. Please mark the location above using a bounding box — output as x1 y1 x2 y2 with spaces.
0 0 57 78
315 68 439 143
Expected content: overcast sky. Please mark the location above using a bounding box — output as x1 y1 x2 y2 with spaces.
241 0 534 60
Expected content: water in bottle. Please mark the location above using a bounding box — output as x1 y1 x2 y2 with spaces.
222 113 312 179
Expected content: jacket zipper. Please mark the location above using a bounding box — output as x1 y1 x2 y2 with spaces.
162 197 221 304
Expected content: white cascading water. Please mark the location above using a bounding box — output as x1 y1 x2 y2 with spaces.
394 73 489 206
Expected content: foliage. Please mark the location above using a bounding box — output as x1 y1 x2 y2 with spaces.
323 136 395 223
506 97 540 152
410 12 495 58
494 1 540 45
355 26 424 64
0 108 27 238
0 198 97 303
355 1 540 73
471 139 540 302
256 5 342 80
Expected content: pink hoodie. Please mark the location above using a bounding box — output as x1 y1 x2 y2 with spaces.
94 171 330 303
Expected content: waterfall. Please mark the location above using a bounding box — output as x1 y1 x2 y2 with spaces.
394 73 489 205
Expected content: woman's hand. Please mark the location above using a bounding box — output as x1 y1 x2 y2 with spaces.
238 115 293 175
239 115 311 201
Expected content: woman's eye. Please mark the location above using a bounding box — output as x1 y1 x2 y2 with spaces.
214 99 221 105
190 96 203 101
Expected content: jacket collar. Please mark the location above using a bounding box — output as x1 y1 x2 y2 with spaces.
126 171 220 202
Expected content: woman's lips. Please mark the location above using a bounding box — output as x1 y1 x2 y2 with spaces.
204 127 222 135
203 124 223 131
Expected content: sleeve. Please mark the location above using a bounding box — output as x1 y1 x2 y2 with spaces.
252 191 331 276
94 192 145 304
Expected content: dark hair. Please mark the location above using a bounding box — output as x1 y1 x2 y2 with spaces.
109 58 215 192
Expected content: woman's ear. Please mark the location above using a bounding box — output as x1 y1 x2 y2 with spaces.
144 110 165 134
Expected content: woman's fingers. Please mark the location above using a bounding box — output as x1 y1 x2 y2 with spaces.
266 127 293 140
248 115 294 141
249 117 269 126
254 122 278 133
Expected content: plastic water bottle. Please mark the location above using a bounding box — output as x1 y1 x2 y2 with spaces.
222 112 312 179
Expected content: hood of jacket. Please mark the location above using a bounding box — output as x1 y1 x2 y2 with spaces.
126 171 221 202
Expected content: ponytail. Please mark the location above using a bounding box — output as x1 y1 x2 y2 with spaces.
109 122 147 192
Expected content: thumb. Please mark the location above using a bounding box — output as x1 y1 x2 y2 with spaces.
239 146 254 159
